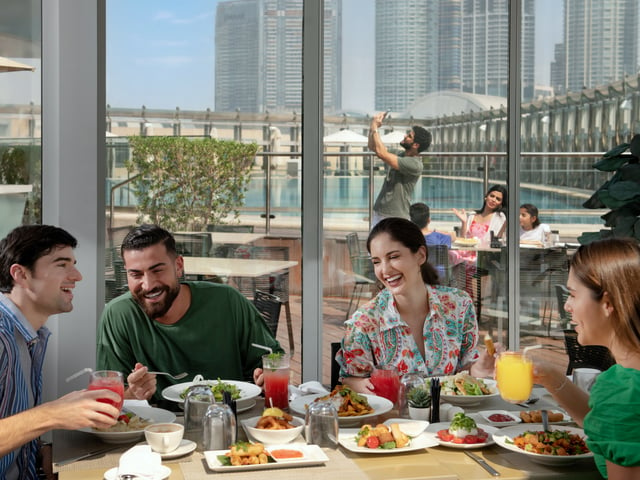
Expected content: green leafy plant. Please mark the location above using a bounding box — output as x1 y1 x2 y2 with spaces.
127 136 257 231
407 386 431 408
579 134 640 244
0 144 42 224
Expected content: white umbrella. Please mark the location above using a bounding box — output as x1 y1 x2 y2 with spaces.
380 130 406 144
323 129 368 144
0 57 35 73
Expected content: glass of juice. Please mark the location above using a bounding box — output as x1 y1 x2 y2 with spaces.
370 365 401 407
262 353 290 410
495 352 533 403
88 370 124 413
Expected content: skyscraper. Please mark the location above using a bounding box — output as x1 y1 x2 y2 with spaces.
215 0 341 113
556 0 638 95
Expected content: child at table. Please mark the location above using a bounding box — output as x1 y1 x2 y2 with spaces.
519 203 551 247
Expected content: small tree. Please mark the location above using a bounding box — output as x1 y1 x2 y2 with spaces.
127 136 257 231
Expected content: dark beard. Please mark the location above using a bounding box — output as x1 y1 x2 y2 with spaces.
132 283 181 319
400 139 411 150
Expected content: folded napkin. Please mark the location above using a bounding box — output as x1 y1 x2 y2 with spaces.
118 445 163 479
288 381 330 401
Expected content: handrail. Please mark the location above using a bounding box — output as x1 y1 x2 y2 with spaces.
109 173 140 230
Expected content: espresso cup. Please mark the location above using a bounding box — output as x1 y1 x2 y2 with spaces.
144 423 184 454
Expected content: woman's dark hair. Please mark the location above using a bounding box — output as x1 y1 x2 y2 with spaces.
121 224 177 258
520 203 540 228
0 225 78 293
477 184 508 214
366 217 440 285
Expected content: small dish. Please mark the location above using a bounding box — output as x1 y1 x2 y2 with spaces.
477 410 521 426
104 465 171 480
204 444 329 471
242 416 305 444
137 439 197 459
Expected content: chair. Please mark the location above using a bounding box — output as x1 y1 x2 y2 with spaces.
207 224 255 233
253 290 282 338
427 244 452 285
563 329 616 375
345 233 376 319
330 341 342 390
555 284 571 328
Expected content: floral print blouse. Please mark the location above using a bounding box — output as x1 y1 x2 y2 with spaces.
337 285 479 378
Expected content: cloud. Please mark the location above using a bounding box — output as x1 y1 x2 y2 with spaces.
151 40 189 48
152 10 214 25
152 10 175 21
135 56 194 67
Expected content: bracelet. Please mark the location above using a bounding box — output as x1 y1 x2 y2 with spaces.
370 130 377 134
553 377 569 393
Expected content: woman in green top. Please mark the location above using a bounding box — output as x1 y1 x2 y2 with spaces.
533 238 640 479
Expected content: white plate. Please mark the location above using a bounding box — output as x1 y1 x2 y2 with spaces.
104 465 171 480
338 427 439 454
425 422 499 449
241 416 305 444
440 378 500 407
477 410 522 427
514 409 573 424
493 424 593 465
204 444 329 471
82 406 176 444
137 439 197 459
160 379 261 412
289 393 393 427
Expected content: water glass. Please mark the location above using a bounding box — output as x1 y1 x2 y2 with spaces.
305 401 339 449
183 384 216 451
203 403 237 451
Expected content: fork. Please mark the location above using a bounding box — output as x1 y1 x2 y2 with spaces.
516 397 540 408
146 371 188 380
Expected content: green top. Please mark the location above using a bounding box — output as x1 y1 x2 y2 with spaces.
97 282 282 403
373 151 423 218
584 364 640 477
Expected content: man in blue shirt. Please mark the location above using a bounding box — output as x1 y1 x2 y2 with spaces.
0 225 120 479
410 202 455 283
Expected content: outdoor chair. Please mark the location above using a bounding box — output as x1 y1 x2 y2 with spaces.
345 232 377 319
427 244 452 285
253 290 282 338
330 342 342 390
563 329 616 375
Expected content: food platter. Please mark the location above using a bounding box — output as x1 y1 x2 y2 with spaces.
203 444 329 472
80 406 176 444
289 393 393 427
425 422 499 450
338 427 439 454
440 378 500 407
492 424 593 465
161 379 261 412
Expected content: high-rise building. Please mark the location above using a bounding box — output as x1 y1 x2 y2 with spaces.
557 0 638 95
215 0 341 113
374 0 535 113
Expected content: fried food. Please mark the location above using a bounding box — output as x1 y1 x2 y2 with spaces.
484 334 495 356
255 413 296 430
519 410 564 423
315 385 374 417
225 442 270 466
356 423 410 449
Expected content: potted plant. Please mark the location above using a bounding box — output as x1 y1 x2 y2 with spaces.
407 386 431 420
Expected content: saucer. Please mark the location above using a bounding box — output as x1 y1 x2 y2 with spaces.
136 439 197 459
104 465 171 480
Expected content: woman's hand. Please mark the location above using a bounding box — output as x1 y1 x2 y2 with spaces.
340 376 375 395
452 208 467 223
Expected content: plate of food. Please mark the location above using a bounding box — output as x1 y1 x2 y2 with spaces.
440 373 499 406
80 406 176 444
204 441 329 472
454 238 479 247
517 409 572 424
161 378 261 412
241 408 305 444
338 421 439 454
426 413 499 449
492 424 592 465
289 385 393 427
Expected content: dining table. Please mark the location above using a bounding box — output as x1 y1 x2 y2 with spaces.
52 386 603 480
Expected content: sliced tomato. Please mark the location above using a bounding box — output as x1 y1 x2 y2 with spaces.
436 429 454 442
366 436 380 449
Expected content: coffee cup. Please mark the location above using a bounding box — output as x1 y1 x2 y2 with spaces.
144 423 184 454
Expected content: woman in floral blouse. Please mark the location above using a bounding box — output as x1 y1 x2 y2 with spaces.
336 217 497 395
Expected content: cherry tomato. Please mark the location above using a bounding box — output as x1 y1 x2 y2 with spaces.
366 436 380 449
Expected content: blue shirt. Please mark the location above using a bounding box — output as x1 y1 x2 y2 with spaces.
425 231 452 248
0 294 50 479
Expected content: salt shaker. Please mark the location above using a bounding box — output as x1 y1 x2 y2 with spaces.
183 384 215 451
203 403 237 451
305 400 339 449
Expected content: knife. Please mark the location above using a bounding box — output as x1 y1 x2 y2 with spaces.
465 450 500 476
55 445 122 467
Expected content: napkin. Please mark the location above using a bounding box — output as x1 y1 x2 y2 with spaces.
118 445 163 479
288 381 330 401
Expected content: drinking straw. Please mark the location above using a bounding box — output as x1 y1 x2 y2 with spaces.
523 344 543 356
251 343 273 354
65 367 93 383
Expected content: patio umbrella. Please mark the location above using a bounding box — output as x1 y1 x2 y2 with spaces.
323 129 367 144
0 57 35 73
380 130 406 145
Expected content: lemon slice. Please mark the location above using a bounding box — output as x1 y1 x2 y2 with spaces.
262 407 285 417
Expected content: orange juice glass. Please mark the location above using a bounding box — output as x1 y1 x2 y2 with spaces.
495 352 533 403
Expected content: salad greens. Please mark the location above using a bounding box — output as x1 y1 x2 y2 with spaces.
180 378 241 401
449 413 477 431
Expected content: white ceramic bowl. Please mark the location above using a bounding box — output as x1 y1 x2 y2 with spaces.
241 415 305 444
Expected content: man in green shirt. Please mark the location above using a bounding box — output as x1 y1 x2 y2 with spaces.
97 224 282 404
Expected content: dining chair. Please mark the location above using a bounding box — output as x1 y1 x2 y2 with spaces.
330 342 342 390
253 290 282 338
207 224 255 233
426 244 452 285
563 329 616 375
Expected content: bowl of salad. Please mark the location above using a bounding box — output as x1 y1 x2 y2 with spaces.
161 377 261 412
439 373 499 406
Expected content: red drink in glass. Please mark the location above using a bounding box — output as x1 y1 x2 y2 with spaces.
262 354 290 410
370 366 400 406
88 370 124 413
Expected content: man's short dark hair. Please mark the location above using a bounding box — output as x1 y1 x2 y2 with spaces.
121 224 177 258
412 126 432 153
409 202 430 229
0 225 78 293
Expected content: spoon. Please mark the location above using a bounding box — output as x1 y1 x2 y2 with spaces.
146 371 188 380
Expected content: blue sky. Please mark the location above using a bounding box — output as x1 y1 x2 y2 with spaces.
106 0 562 112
